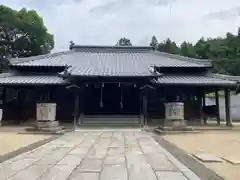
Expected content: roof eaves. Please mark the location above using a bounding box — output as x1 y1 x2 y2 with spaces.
10 64 69 69
212 74 240 82
0 74 69 85
9 51 71 65
152 75 237 87
151 51 212 67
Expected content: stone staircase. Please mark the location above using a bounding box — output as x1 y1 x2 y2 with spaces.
79 115 141 127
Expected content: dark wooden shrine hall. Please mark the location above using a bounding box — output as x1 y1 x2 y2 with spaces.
0 45 237 127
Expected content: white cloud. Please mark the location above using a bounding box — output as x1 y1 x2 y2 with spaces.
1 0 240 51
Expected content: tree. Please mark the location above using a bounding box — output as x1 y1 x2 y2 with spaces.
153 27 240 75
150 36 158 50
0 5 54 70
158 38 180 54
116 37 132 47
180 41 196 58
194 38 211 59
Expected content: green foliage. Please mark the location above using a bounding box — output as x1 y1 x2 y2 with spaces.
152 27 240 75
0 5 54 68
116 37 132 47
158 38 180 54
180 41 195 58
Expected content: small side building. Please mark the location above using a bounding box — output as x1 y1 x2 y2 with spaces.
0 45 237 127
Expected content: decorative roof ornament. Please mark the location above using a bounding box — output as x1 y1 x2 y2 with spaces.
69 41 75 50
236 82 240 95
63 65 72 76
148 65 161 76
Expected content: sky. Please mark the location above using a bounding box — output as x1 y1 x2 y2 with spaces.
1 0 240 51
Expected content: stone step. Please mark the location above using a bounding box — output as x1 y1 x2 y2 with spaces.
82 121 141 124
82 117 141 125
78 124 142 128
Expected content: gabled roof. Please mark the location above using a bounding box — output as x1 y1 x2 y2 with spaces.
10 46 212 77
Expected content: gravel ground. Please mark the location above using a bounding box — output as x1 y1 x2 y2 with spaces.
0 127 52 157
162 131 240 180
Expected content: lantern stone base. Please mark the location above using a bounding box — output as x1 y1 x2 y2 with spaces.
159 119 194 131
164 119 186 127
37 120 63 132
37 120 59 128
26 120 64 133
158 125 194 131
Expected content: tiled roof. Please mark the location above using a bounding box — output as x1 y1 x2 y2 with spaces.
153 75 237 86
10 46 212 77
0 73 67 85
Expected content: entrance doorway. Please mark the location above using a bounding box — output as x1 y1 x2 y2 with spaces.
84 83 140 115
84 83 120 115
102 83 121 114
82 83 141 125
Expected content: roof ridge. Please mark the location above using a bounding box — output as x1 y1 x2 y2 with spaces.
70 45 152 52
10 51 72 65
151 51 212 66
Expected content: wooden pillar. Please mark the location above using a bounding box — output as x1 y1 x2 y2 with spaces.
202 92 207 124
78 86 85 126
73 93 79 129
140 92 147 127
143 94 148 126
66 84 81 129
225 89 232 126
199 94 203 123
140 94 143 126
0 87 4 126
215 89 220 125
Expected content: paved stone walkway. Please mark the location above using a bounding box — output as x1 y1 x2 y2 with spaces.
0 130 200 180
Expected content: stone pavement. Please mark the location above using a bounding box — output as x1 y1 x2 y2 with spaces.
0 130 200 180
